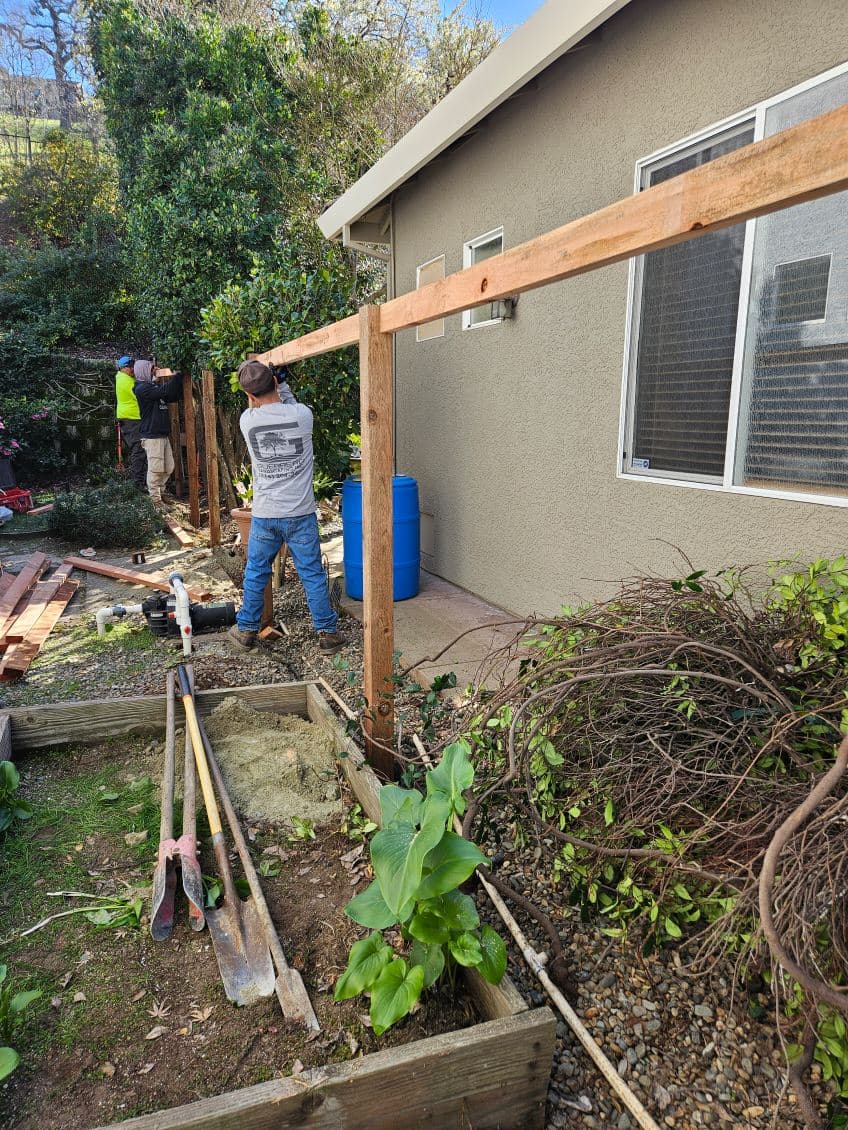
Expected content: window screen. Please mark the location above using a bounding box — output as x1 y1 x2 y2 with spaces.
734 70 848 495
416 255 445 342
464 230 503 327
773 256 831 324
628 125 754 478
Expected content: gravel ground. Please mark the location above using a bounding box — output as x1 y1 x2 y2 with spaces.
0 518 831 1127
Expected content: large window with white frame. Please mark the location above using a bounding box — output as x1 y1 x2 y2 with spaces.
463 228 504 329
622 63 848 504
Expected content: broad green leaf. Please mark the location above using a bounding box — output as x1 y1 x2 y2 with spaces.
0 1047 19 1081
424 889 479 933
409 939 446 989
334 932 393 1001
344 880 399 930
370 796 450 917
426 740 474 816
448 931 483 967
0 762 19 791
369 959 425 1036
416 832 488 902
663 916 682 939
379 784 422 828
10 990 40 1014
604 798 614 826
0 964 7 984
85 908 116 926
408 909 450 945
477 925 507 985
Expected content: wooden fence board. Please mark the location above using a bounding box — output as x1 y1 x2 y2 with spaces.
4 681 312 750
0 579 79 680
98 1009 555 1130
161 513 196 547
63 558 211 602
2 561 74 644
0 552 49 636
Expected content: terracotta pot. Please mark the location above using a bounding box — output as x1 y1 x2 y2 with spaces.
230 506 252 547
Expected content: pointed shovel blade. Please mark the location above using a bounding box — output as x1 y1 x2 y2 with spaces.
206 897 275 1006
180 852 207 932
150 859 177 941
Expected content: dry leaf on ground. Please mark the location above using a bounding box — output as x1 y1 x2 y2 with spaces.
148 1000 170 1019
144 1026 166 1041
100 1062 115 1078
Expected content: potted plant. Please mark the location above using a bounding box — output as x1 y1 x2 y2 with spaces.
230 463 253 546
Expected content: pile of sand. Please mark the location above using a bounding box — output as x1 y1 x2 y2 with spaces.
203 697 342 827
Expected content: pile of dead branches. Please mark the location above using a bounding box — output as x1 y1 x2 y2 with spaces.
446 566 848 1036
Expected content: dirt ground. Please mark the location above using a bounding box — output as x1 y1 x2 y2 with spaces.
0 738 476 1129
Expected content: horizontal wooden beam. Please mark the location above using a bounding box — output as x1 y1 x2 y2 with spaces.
380 101 848 332
253 313 359 367
258 101 848 361
63 557 211 602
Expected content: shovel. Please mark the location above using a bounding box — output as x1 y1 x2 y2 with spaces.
176 665 275 1006
150 672 178 940
178 664 205 931
194 708 319 1029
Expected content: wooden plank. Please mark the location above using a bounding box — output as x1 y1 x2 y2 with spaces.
0 572 16 601
183 374 201 528
0 579 79 680
201 370 222 546
257 103 848 361
28 503 54 515
252 313 359 367
0 552 49 637
0 714 10 761
98 1008 555 1130
358 305 395 775
62 558 211 602
5 681 312 750
169 402 185 499
161 513 196 548
2 561 74 644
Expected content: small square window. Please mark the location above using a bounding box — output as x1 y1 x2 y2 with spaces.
416 255 445 342
772 256 831 324
463 228 504 329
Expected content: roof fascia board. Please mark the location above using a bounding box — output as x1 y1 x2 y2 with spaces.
318 0 633 240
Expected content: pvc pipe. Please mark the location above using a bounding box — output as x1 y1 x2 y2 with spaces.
95 604 143 635
169 572 192 656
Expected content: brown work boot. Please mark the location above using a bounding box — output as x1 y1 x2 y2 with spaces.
227 624 257 652
317 629 345 656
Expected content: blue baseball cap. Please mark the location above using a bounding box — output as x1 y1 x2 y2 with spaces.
116 355 134 368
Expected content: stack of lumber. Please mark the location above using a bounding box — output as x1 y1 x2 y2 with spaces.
0 553 79 681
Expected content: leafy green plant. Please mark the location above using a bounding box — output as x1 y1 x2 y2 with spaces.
335 741 506 1034
49 480 162 547
0 964 41 1080
0 761 32 833
288 816 316 842
341 803 378 843
769 556 848 671
233 462 253 506
258 858 280 878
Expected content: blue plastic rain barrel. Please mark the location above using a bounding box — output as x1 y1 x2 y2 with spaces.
341 475 420 601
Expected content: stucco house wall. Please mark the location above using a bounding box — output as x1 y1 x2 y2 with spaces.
390 0 848 615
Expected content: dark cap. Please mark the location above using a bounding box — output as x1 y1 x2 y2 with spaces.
237 360 276 397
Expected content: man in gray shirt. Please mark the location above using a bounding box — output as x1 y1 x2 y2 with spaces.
228 360 344 655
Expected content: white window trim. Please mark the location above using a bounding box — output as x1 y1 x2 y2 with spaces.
462 227 505 330
415 254 446 342
770 253 832 326
617 59 848 509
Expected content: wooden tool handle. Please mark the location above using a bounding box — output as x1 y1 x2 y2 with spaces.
177 665 222 838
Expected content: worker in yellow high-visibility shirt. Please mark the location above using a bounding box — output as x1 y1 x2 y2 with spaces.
115 355 147 491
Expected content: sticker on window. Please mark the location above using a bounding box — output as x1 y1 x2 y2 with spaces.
632 458 650 470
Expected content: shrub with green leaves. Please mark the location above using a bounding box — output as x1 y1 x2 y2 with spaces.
0 964 41 1081
335 741 506 1034
49 480 162 548
0 762 32 834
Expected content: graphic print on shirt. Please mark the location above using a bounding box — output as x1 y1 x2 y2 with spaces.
246 420 309 483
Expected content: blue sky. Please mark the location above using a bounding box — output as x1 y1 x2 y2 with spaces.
464 0 545 34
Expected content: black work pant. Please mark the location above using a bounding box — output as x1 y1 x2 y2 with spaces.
119 419 148 490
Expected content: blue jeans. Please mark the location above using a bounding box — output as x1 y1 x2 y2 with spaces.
237 512 337 633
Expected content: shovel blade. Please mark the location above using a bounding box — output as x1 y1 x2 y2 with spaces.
150 861 177 941
206 898 275 1006
180 851 206 932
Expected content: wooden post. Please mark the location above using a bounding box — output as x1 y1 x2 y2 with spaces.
183 374 201 529
358 305 395 776
168 403 184 498
201 370 221 547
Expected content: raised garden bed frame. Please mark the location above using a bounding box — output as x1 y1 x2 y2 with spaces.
3 680 556 1130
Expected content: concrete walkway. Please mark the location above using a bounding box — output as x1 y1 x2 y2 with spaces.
323 535 523 691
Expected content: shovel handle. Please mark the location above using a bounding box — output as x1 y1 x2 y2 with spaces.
177 665 222 838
